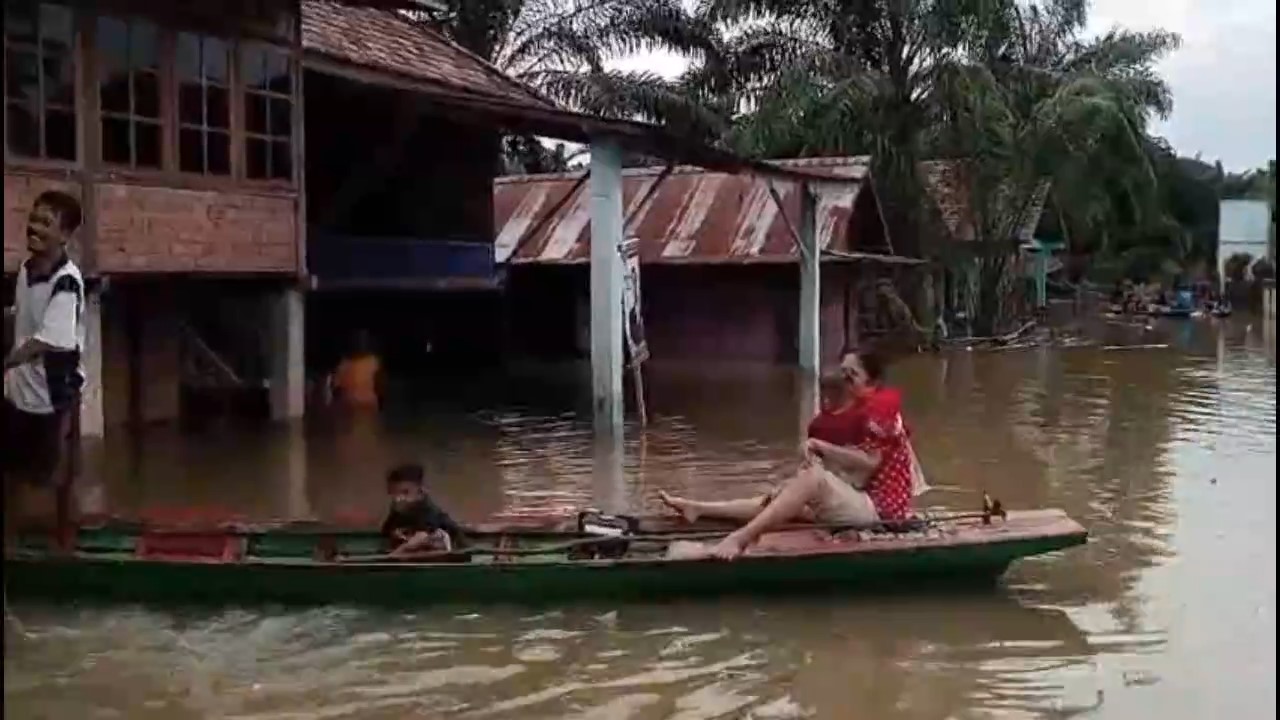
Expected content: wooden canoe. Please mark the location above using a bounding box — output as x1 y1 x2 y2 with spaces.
4 509 1087 606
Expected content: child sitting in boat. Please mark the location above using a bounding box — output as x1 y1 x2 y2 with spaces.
381 463 467 556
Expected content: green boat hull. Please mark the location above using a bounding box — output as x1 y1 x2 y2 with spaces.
4 511 1086 606
6 541 1062 606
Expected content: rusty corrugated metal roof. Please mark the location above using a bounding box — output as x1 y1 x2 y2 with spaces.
301 1 550 108
494 157 878 265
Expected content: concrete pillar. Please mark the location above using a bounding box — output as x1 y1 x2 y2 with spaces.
268 286 305 421
798 368 818 440
77 290 107 515
591 431 627 515
276 423 311 519
797 182 820 372
79 291 104 438
589 137 625 434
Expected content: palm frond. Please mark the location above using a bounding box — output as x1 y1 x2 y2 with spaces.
535 68 729 140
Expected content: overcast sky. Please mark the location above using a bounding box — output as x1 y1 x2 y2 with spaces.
608 0 1276 171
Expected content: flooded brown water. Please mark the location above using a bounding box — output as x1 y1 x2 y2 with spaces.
5 318 1277 720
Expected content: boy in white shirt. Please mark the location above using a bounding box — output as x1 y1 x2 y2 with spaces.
3 190 85 550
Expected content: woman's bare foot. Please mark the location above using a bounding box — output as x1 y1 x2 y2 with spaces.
658 490 700 523
709 533 748 561
665 540 712 560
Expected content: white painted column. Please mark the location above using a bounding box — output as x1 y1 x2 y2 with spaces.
79 290 104 438
269 286 306 421
589 137 625 434
797 182 820 372
592 433 627 514
798 369 818 443
278 423 311 519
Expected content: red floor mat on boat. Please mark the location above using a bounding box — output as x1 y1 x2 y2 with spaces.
136 533 243 562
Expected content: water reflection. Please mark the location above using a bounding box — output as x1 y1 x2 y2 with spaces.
6 319 1276 719
6 595 1105 720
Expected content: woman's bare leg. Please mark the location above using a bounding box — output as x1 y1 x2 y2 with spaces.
658 490 767 523
709 466 825 560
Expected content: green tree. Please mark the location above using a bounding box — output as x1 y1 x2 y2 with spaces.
637 1 1180 279
695 0 989 256
961 0 1179 261
926 0 1178 332
427 0 723 170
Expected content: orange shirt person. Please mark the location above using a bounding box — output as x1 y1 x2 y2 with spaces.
327 332 384 411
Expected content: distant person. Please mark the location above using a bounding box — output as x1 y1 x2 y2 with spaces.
3 190 86 549
1109 281 1126 310
327 330 384 411
875 279 930 350
1173 285 1194 311
1152 283 1169 308
380 463 467 556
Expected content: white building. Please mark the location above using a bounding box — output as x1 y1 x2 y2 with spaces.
1218 200 1271 290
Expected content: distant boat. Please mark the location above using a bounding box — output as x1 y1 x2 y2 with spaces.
1147 306 1193 318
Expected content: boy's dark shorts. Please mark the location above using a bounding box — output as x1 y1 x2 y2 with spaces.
1 397 78 487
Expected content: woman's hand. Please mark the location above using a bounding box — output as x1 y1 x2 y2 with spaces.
805 438 831 458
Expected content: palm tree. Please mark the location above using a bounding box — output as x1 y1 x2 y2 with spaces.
425 0 739 171
694 0 985 256
430 0 863 165
964 0 1180 262
927 0 1179 332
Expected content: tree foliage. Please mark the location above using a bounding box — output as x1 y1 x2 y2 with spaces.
424 1 1273 321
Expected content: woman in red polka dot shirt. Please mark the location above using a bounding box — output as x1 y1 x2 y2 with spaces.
830 348 925 522
658 348 927 560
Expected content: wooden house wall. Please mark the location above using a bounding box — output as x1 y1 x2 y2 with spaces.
3 0 302 275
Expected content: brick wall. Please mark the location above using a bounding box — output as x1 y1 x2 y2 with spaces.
95 184 297 274
4 173 81 273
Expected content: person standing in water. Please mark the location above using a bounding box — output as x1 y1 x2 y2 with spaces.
3 190 87 550
326 330 385 411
